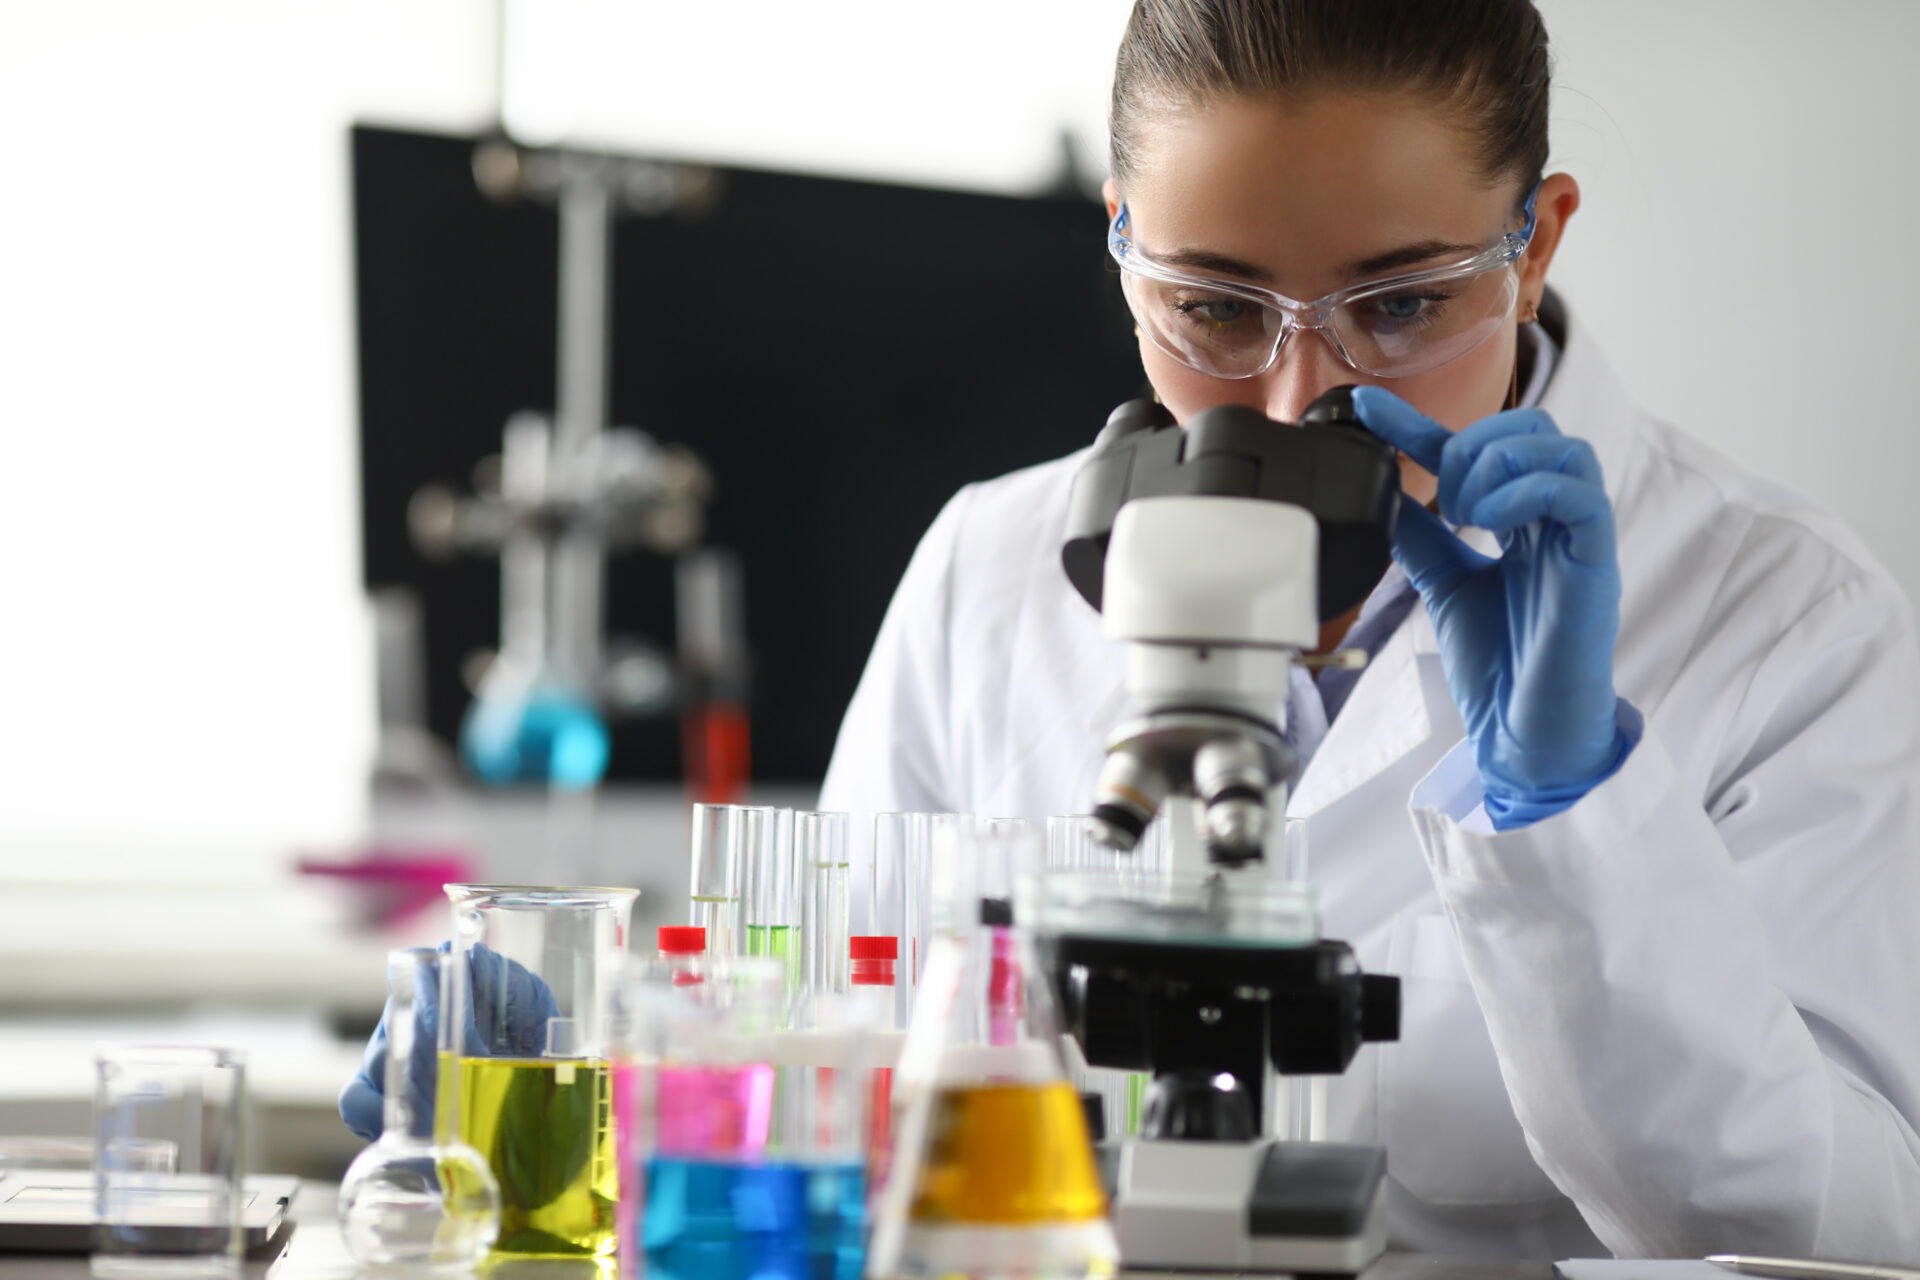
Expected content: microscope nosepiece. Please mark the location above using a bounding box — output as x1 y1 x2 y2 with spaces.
1090 745 1170 852
1194 736 1274 864
1204 795 1267 862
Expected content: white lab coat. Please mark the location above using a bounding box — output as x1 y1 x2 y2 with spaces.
818 301 1920 1261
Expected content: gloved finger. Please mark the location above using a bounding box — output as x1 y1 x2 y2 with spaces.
1435 408 1560 525
339 1074 384 1142
339 1059 384 1143
1350 386 1451 476
465 943 562 1058
1390 493 1493 598
1453 433 1602 526
1466 471 1617 567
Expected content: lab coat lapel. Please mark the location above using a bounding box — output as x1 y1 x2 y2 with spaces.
1289 511 1501 816
1288 603 1442 816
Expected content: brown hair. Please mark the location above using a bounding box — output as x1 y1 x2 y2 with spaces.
1110 0 1551 197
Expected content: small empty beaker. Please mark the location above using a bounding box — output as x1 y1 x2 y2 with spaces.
92 1046 245 1279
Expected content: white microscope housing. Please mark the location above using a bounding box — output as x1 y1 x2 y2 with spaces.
1089 494 1319 865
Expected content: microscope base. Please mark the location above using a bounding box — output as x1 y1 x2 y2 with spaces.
1099 1138 1387 1276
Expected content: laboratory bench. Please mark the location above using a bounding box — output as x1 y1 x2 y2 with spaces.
0 1179 1555 1280
0 788 1547 1278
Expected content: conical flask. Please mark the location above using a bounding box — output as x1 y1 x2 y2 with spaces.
866 822 1118 1280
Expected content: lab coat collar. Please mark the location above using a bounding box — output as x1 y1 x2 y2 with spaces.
1536 291 1638 499
1291 606 1435 814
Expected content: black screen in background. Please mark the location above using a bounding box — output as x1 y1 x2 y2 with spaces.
354 124 1144 783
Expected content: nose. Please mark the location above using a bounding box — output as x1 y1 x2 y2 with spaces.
1261 326 1358 424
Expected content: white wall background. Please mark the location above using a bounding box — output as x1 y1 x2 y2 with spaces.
3 2 1917 857
0 3 498 859
1537 0 1920 593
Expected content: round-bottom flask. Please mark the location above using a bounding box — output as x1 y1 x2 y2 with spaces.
338 948 501 1272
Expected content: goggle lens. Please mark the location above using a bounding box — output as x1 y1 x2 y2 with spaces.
1122 260 1521 380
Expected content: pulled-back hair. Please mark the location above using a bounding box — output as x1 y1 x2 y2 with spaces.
1110 0 1551 195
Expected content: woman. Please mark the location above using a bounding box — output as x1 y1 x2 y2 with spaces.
819 0 1920 1261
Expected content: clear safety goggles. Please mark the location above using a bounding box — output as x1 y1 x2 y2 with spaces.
1108 184 1539 380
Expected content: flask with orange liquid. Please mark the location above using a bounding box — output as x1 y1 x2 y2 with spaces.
865 823 1118 1279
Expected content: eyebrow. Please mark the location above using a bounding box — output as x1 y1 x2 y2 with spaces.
1151 237 1482 287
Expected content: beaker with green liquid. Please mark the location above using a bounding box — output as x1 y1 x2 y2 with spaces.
436 884 638 1262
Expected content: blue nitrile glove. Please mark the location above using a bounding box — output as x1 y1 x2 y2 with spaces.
1350 386 1636 829
339 942 563 1141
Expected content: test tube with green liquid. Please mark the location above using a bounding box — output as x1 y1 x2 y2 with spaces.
741 807 801 994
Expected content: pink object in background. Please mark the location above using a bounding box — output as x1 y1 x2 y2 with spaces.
296 849 477 929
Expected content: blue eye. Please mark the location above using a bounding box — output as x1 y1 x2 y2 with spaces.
1357 291 1452 334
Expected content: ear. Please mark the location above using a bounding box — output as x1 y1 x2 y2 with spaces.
1518 172 1580 309
1102 178 1121 223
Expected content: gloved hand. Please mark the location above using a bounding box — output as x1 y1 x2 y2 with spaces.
1351 386 1635 829
339 942 562 1142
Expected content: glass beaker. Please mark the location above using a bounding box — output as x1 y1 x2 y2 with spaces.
867 825 1118 1280
92 1046 244 1280
338 948 500 1272
437 884 637 1261
621 957 859 1280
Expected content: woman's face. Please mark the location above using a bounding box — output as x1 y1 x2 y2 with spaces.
1106 89 1579 503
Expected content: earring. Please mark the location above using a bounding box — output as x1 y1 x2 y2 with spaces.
1521 298 1539 325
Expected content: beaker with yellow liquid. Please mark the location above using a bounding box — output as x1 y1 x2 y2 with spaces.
436 884 637 1262
866 823 1118 1280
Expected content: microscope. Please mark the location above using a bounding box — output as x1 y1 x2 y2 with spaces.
1038 386 1404 1275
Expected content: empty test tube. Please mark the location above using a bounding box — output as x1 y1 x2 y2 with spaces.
798 811 851 999
689 803 746 959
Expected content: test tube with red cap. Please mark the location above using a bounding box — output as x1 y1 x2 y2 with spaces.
850 935 898 1159
658 925 707 985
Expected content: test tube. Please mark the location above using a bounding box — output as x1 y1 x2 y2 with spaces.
658 925 707 989
741 806 800 989
1045 812 1161 1138
870 813 935 1029
798 811 851 999
689 803 745 959
869 814 913 1029
920 813 974 988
